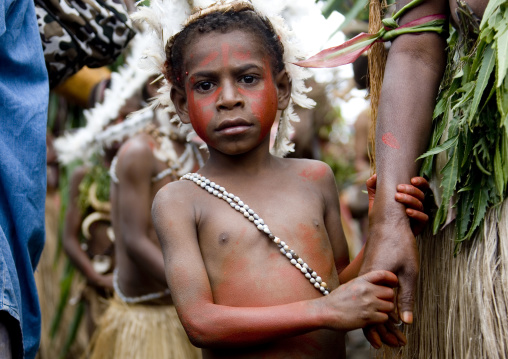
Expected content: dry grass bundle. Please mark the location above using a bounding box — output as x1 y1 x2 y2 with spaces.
379 198 508 359
367 0 388 172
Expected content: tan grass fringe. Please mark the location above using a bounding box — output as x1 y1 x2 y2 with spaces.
84 296 201 359
367 0 388 172
378 198 508 359
36 193 88 359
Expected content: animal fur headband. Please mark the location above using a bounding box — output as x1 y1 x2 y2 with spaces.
132 0 316 157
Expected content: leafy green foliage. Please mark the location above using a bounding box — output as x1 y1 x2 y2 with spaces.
419 2 508 247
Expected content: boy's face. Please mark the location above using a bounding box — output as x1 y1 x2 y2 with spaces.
172 30 290 155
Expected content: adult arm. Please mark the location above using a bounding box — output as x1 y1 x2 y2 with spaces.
340 176 429 284
115 138 167 285
63 167 112 289
360 0 448 324
152 181 398 348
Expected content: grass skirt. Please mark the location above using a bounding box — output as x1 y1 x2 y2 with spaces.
84 296 201 359
380 198 508 358
36 193 88 358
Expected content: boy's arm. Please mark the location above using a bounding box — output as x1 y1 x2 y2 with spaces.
319 163 350 275
63 167 112 289
152 181 398 348
115 138 167 285
361 0 448 324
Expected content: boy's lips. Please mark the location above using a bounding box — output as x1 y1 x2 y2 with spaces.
215 118 252 134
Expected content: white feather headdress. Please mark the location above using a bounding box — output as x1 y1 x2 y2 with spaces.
131 0 316 157
54 31 157 165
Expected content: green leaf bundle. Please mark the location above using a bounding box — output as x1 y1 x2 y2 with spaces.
419 0 508 248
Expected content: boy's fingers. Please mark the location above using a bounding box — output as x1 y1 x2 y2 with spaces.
396 184 425 202
395 193 424 211
366 174 377 186
411 176 430 191
406 209 428 223
375 286 395 301
362 270 398 287
377 299 395 313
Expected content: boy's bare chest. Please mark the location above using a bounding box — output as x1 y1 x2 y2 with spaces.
193 185 338 305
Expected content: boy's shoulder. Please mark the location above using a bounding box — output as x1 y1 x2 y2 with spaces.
153 176 199 208
281 157 335 185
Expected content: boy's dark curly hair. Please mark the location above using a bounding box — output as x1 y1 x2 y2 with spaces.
166 6 285 88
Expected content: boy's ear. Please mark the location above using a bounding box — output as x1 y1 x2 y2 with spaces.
170 86 191 124
275 70 291 110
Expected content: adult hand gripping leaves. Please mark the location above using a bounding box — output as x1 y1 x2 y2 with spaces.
363 174 429 349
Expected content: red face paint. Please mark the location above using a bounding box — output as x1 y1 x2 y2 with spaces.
233 50 251 61
187 84 221 144
182 31 280 151
238 58 278 141
381 132 400 149
198 50 219 68
221 43 229 68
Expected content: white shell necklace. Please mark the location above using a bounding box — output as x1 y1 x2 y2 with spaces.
181 173 329 296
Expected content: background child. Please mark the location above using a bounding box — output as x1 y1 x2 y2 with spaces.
147 1 429 358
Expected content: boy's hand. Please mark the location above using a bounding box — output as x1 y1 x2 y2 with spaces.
367 174 429 236
324 270 398 331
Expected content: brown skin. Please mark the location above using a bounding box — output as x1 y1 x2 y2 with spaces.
362 0 490 346
112 133 175 301
154 30 426 358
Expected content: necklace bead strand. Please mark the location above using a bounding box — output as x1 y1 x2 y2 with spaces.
181 173 329 296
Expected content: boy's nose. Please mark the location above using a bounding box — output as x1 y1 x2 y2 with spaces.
216 81 244 110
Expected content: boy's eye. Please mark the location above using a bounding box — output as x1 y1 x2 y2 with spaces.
196 81 214 92
240 75 258 84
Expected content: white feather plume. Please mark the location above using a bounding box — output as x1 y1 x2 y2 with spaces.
55 31 157 164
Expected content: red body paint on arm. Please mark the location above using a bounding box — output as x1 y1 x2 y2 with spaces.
381 132 400 149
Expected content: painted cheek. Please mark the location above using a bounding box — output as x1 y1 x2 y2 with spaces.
238 63 278 140
187 88 220 144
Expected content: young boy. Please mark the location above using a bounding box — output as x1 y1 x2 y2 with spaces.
150 2 427 357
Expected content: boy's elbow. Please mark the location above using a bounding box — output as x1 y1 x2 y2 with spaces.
180 316 215 348
179 310 226 348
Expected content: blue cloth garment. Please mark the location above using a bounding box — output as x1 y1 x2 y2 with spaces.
0 0 49 357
